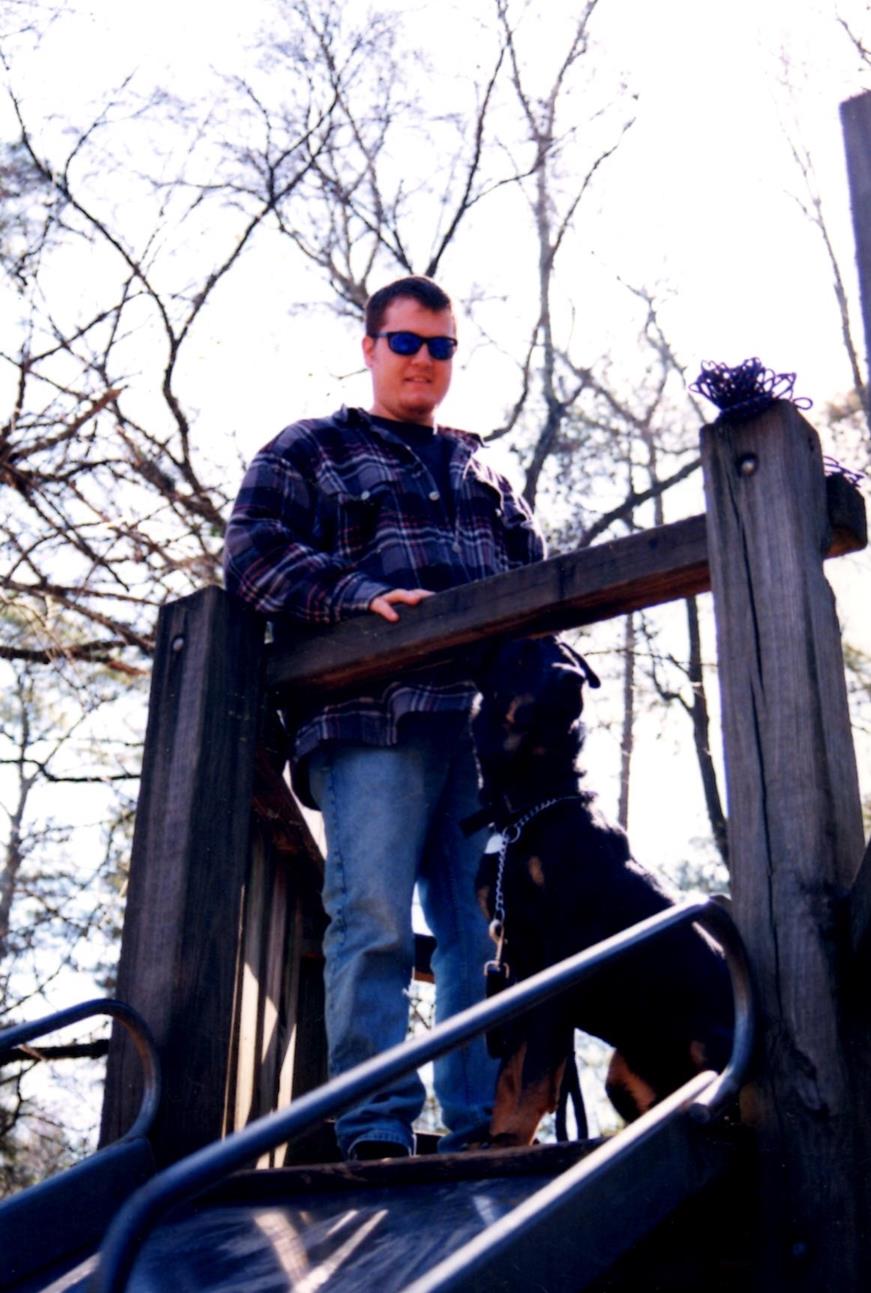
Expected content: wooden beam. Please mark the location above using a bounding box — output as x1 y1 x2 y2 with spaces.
840 90 871 415
266 513 708 694
701 401 870 1289
100 587 264 1167
266 477 865 695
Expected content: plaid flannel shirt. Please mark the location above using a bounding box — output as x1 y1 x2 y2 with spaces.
223 405 544 797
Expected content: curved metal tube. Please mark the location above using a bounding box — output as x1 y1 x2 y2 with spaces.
93 895 754 1293
685 896 756 1120
0 997 161 1143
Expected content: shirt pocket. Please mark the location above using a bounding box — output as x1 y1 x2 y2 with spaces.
460 469 536 574
313 461 403 560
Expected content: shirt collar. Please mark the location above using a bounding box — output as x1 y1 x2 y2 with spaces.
337 405 483 453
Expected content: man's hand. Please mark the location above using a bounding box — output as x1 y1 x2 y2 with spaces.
369 588 434 623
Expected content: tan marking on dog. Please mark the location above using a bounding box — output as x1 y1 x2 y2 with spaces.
489 1043 567 1146
504 693 533 725
476 885 491 922
527 855 546 888
605 1050 657 1121
689 1039 711 1071
502 694 534 751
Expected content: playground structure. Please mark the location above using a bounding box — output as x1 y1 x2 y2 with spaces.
3 88 871 1293
75 400 870 1289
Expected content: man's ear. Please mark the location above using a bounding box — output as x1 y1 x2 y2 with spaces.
558 641 601 690
362 334 375 369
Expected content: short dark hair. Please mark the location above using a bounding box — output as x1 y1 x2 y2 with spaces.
365 275 453 336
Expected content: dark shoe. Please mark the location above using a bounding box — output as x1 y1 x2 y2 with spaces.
348 1139 411 1161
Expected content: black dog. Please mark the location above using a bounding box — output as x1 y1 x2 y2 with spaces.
471 636 734 1145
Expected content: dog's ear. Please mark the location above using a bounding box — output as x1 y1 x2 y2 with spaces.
557 640 601 690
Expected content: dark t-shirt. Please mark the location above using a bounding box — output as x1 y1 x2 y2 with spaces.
370 415 456 526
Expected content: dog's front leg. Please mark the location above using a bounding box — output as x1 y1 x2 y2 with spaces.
604 1049 658 1123
490 1041 568 1147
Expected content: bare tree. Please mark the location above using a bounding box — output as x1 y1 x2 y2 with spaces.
0 50 342 664
0 658 135 1011
485 0 637 506
255 0 532 314
838 7 871 72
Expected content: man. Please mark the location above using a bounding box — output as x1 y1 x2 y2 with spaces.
224 276 544 1160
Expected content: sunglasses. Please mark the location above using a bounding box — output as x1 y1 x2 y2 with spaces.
372 331 458 360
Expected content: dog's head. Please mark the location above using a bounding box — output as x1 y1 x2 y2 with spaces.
470 636 601 1144
472 636 600 796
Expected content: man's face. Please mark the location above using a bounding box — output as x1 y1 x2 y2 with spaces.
362 297 456 425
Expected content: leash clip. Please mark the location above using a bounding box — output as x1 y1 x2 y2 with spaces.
484 956 511 993
486 917 509 984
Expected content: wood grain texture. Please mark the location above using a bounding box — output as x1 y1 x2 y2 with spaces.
701 401 869 1290
99 587 264 1166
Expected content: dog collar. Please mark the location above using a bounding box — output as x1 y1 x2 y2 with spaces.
488 795 582 943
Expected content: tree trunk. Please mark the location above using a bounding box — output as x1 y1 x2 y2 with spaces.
618 612 635 830
684 596 728 864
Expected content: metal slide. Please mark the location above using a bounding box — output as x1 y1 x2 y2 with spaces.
1 899 754 1293
0 1001 160 1293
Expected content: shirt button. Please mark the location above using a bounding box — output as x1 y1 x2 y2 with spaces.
360 489 371 500
428 489 440 502
452 542 461 552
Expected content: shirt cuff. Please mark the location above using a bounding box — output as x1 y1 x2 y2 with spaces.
330 571 393 620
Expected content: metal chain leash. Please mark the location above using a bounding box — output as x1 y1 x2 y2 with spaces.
488 795 581 945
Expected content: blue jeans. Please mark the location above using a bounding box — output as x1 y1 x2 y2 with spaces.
307 720 498 1157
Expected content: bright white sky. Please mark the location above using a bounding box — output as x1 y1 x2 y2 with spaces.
23 0 863 387
4 0 865 473
13 0 870 420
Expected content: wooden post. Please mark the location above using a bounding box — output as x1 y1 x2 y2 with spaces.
100 586 264 1166
701 401 868 1288
840 90 871 417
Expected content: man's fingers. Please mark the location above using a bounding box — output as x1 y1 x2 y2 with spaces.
369 588 434 621
385 588 434 605
369 596 400 622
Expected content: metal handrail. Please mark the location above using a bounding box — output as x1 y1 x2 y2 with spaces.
92 895 754 1293
0 997 161 1144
